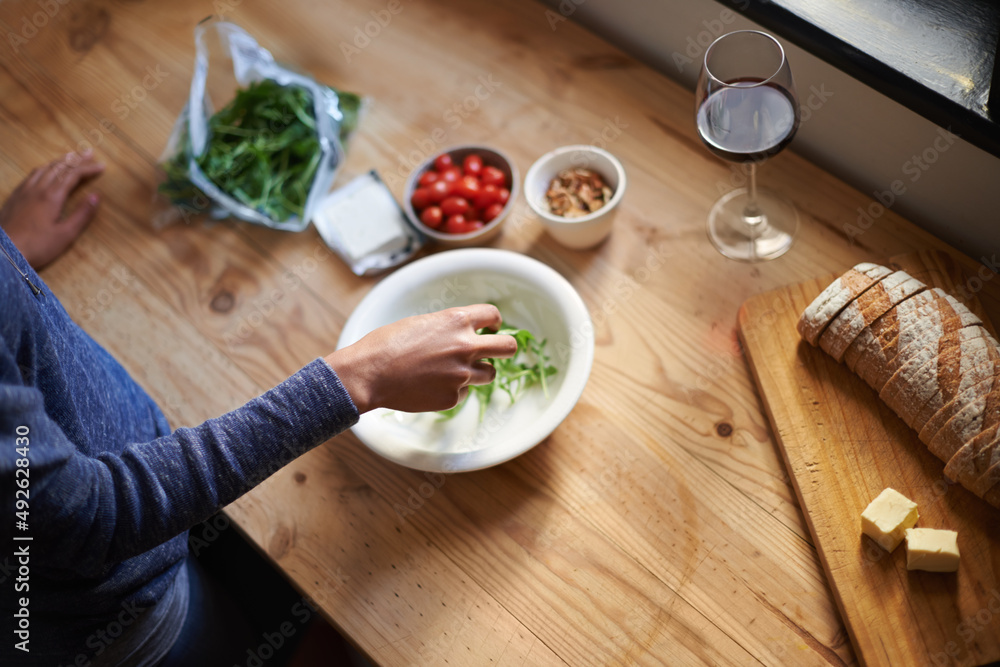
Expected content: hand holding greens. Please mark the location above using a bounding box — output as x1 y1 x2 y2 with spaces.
437 321 558 422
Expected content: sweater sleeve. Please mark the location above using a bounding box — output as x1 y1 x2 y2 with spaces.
0 354 358 574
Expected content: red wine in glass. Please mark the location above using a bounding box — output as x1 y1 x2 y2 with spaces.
695 31 800 262
696 79 799 163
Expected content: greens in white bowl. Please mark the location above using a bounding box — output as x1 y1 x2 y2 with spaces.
336 248 594 472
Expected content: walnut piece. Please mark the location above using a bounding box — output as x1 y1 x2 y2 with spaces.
545 168 613 218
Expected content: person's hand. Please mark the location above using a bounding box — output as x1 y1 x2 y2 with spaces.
0 151 105 269
325 304 519 414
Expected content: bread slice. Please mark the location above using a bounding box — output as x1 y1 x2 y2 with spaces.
876 296 988 415
939 291 984 330
844 289 938 378
936 341 1000 479
919 330 1000 450
844 304 897 374
975 451 1000 500
797 263 894 345
819 272 926 363
903 327 996 432
924 375 1000 462
880 343 946 421
945 413 1000 491
954 380 1000 504
865 292 950 395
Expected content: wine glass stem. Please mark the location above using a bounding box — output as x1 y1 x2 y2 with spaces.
744 162 763 223
744 161 763 262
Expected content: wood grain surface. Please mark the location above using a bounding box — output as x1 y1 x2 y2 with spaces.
3 0 1000 664
739 250 1000 667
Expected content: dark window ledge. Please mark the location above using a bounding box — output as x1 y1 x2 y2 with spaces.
728 0 1000 158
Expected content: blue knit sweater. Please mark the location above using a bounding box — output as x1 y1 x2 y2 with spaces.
0 228 359 664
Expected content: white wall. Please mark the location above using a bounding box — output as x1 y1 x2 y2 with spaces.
545 0 1000 260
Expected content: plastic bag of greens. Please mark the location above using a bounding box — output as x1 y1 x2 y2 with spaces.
156 19 362 231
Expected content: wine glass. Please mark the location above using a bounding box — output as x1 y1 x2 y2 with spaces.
696 30 800 262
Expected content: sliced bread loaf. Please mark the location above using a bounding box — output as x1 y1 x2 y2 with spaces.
799 263 1000 508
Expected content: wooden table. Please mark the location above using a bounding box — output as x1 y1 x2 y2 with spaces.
2 0 997 664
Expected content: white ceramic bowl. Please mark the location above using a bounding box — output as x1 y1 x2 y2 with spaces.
336 248 594 472
524 145 626 249
403 145 519 248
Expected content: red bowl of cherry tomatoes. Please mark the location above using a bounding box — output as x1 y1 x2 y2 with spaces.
403 145 519 246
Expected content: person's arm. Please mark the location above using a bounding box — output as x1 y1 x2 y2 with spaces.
0 355 355 573
0 304 516 574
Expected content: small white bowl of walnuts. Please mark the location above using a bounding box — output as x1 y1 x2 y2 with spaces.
524 145 626 249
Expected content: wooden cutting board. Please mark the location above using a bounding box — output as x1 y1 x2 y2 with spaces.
739 250 1000 667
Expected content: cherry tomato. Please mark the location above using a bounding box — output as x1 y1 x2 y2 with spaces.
454 175 481 200
496 187 511 205
418 171 439 187
440 196 470 217
420 205 444 229
463 154 483 177
439 167 462 183
444 214 472 234
469 220 485 231
434 153 454 171
480 166 506 187
482 202 504 223
474 184 500 209
428 180 451 203
465 206 481 222
411 187 433 210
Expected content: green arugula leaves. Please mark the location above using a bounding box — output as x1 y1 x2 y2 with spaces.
159 79 361 223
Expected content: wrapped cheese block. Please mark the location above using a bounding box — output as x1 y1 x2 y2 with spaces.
799 263 1000 509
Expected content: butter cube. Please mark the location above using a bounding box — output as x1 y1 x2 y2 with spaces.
861 488 919 552
905 528 960 572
